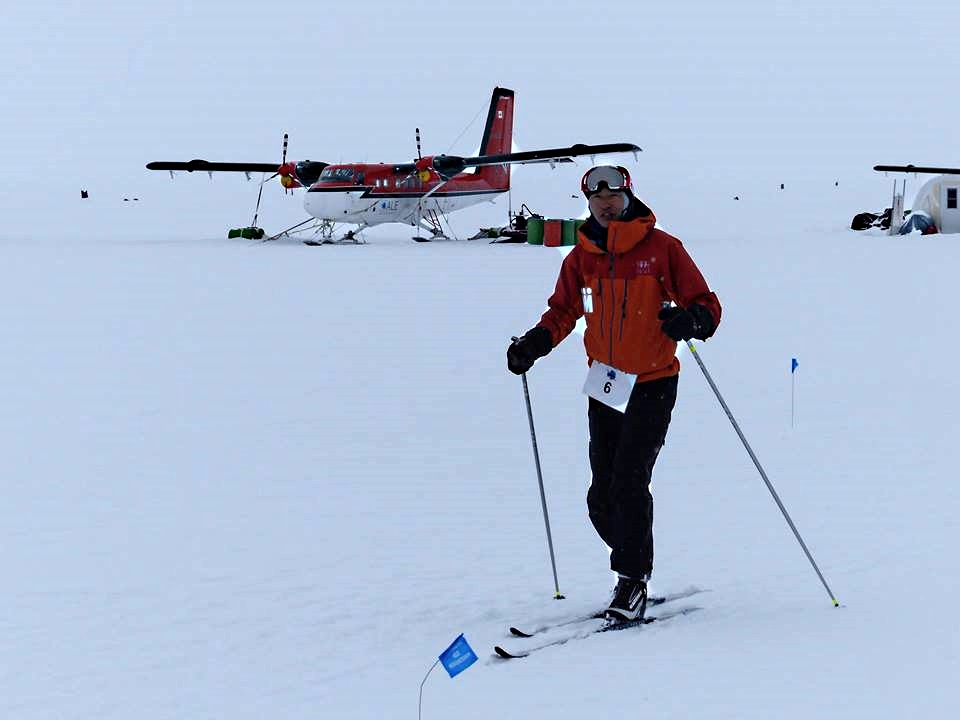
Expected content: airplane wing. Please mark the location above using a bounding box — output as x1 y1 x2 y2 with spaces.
146 160 281 173
464 142 641 168
510 157 574 165
394 143 641 177
874 165 960 175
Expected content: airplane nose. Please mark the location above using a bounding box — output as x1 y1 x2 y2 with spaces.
304 190 357 220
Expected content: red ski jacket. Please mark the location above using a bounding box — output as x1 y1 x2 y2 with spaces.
536 208 721 383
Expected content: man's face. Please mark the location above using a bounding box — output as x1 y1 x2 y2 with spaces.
588 189 626 228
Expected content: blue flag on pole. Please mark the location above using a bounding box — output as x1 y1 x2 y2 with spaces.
438 634 478 678
791 358 799 373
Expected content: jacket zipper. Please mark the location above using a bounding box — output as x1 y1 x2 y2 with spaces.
608 250 616 363
598 278 605 339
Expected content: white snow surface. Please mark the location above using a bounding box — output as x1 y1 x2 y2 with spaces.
2 185 958 719
3 2 960 718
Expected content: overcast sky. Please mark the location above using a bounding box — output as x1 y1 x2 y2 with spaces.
3 0 957 239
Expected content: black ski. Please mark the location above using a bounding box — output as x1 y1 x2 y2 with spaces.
507 587 704 639
494 606 701 660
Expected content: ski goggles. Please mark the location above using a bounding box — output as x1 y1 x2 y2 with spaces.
581 165 632 195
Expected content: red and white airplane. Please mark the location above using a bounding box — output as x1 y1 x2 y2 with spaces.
147 88 639 243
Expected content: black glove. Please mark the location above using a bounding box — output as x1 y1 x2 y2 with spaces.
658 304 715 342
507 326 553 375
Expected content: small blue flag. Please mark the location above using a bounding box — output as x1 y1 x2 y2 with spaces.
438 634 478 678
791 358 799 374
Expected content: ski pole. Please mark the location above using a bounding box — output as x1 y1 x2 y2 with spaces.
685 340 840 607
512 337 564 600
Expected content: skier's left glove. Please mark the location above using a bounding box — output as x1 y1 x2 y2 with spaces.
658 304 715 341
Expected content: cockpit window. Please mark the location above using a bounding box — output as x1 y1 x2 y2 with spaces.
294 160 327 187
318 167 356 183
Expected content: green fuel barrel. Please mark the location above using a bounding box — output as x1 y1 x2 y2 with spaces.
561 219 580 246
526 217 544 245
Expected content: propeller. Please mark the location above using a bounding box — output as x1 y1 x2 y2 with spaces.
274 133 302 189
279 133 291 192
413 128 434 182
264 134 327 190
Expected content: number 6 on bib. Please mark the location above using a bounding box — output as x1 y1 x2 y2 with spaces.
582 361 636 411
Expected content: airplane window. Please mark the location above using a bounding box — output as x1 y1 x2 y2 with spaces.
318 167 356 183
949 188 958 210
294 160 326 186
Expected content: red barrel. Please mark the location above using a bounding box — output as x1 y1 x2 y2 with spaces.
543 219 563 247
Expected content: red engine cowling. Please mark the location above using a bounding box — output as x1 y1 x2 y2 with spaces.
277 162 301 189
414 156 449 183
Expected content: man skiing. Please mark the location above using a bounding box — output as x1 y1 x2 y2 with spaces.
507 165 721 622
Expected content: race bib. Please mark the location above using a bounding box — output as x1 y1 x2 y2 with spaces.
582 361 636 411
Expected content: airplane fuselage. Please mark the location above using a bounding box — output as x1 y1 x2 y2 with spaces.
302 164 505 226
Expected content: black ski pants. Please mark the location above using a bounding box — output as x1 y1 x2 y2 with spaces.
586 373 678 579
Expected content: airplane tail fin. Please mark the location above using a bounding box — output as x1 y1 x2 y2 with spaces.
474 87 514 191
